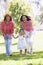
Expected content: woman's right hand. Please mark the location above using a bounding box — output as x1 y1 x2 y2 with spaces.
3 34 5 38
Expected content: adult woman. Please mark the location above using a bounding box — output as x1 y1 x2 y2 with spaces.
20 15 34 54
1 14 14 56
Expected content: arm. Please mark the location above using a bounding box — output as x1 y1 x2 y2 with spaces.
23 35 29 38
29 21 33 33
12 34 19 39
1 22 5 37
10 22 14 34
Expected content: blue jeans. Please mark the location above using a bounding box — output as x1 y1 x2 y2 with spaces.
5 34 12 55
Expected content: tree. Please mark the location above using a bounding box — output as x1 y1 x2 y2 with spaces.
9 0 32 32
35 6 43 24
39 7 43 24
9 0 31 25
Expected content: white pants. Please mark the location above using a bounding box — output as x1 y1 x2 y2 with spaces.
25 30 34 52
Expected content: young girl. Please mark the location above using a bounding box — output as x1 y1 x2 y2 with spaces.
13 28 27 56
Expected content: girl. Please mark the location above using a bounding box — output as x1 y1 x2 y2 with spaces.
20 15 34 54
1 14 14 56
13 28 27 56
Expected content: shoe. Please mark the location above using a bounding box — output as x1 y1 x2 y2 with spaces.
9 55 12 56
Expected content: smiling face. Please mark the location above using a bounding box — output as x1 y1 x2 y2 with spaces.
4 14 12 22
6 16 11 22
22 15 27 22
19 29 25 35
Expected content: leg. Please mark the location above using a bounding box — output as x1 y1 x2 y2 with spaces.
20 50 22 56
26 37 30 54
29 31 34 54
30 42 33 54
8 39 12 55
25 49 27 55
5 39 12 56
27 44 29 53
5 39 9 56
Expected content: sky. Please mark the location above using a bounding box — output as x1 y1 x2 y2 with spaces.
28 0 43 16
17 0 43 16
40 0 43 6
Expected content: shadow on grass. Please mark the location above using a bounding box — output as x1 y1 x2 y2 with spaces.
0 43 17 46
0 51 43 60
12 43 17 45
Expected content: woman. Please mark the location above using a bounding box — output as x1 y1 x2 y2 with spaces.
1 14 14 56
20 15 34 54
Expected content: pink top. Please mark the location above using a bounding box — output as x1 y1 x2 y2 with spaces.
0 23 1 31
21 20 34 32
1 21 14 35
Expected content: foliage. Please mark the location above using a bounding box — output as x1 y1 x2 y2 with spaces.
39 13 43 24
9 0 32 32
35 7 43 24
0 51 43 65
9 0 31 25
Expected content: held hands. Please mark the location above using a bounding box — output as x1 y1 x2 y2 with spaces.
23 35 29 38
26 35 29 38
12 34 19 39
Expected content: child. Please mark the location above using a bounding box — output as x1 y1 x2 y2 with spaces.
13 28 27 56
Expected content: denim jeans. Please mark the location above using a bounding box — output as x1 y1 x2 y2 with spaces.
5 34 12 55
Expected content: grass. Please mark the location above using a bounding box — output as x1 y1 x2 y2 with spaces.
0 51 43 60
0 51 43 65
0 31 43 65
0 43 17 46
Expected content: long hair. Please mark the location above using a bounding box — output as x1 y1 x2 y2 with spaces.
4 14 12 21
20 15 31 21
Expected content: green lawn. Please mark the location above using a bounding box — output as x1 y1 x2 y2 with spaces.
0 51 43 65
0 31 43 65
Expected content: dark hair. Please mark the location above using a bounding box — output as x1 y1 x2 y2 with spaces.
4 14 12 21
20 15 31 21
19 28 24 32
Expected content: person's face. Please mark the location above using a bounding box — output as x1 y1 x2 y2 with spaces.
6 16 10 22
22 16 27 22
20 30 24 35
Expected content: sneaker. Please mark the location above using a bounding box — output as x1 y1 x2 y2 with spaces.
9 54 12 56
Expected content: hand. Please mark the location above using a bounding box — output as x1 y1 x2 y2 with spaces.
26 36 29 38
12 34 19 39
3 34 5 39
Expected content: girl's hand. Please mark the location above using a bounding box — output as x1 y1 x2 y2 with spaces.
23 35 29 38
26 36 29 38
12 34 19 39
15 36 19 38
12 35 16 39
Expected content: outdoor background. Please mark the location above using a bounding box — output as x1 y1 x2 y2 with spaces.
0 0 43 65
